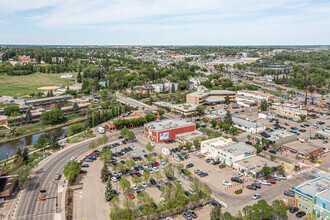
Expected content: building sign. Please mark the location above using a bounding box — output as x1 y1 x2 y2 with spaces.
159 132 169 140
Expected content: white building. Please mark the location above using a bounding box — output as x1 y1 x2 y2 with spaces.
61 73 73 79
152 83 178 93
188 77 209 88
232 116 266 134
316 126 330 137
200 137 256 168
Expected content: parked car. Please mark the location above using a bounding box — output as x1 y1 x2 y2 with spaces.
231 177 243 183
296 211 306 218
140 182 147 188
81 164 89 167
219 164 226 169
284 189 295 197
289 207 299 213
251 183 261 189
211 201 222 207
79 170 87 174
150 178 157 185
194 169 202 174
252 194 261 200
182 211 192 220
223 181 232 186
156 184 162 190
187 210 197 218
259 180 271 185
128 193 135 199
111 177 117 182
235 173 243 177
269 150 277 154
247 185 257 190
186 163 194 168
199 172 209 177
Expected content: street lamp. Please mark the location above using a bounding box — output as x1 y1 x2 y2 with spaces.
49 181 58 212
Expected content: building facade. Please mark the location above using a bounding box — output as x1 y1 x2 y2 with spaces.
144 118 195 143
186 86 236 105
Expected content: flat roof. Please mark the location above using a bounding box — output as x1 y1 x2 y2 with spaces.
295 176 330 198
220 142 256 156
201 137 236 149
25 95 72 104
260 130 297 141
205 96 225 103
188 90 235 98
284 140 325 153
145 118 195 132
172 103 198 111
236 155 279 170
233 116 265 128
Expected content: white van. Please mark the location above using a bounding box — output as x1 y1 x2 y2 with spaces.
97 127 105 134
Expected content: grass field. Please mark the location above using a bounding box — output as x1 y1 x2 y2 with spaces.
0 72 77 97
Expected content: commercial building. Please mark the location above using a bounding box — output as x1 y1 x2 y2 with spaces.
281 141 324 159
18 55 34 63
25 95 73 110
295 176 330 219
257 130 297 146
236 156 279 178
175 130 204 145
0 168 17 198
144 118 195 143
186 86 236 105
135 85 155 94
316 126 330 137
200 137 256 167
271 103 308 121
171 103 198 117
232 116 266 134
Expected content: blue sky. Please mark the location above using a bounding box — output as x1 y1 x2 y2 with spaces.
0 0 329 45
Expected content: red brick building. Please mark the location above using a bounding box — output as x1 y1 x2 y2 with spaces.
18 55 34 63
144 118 196 143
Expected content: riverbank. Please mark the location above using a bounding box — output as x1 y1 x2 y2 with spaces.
0 116 87 144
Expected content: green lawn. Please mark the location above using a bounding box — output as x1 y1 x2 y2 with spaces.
0 72 77 97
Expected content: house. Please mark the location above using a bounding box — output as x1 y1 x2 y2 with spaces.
135 85 155 94
188 77 209 88
294 176 330 219
18 55 33 63
61 73 73 79
186 86 236 105
152 83 178 93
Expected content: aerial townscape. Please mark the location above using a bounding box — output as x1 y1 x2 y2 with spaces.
0 1 329 220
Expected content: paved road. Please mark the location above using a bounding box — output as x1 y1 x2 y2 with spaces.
14 138 97 220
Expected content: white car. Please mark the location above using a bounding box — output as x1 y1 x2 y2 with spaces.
223 181 232 186
117 172 122 176
139 170 144 175
112 171 118 176
148 168 154 173
160 198 167 204
235 173 243 177
252 194 261 200
132 185 138 190
165 217 173 220
324 148 329 153
174 157 181 162
189 188 197 195
143 165 148 169
194 169 202 174
141 182 147 188
152 167 158 171
259 180 271 185
131 146 136 150
275 175 287 180
111 177 117 182
71 156 76 161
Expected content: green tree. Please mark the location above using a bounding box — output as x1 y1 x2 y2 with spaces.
100 148 113 163
4 105 19 116
164 165 174 178
222 123 231 132
40 109 66 125
272 200 289 218
105 177 115 201
77 71 82 83
260 99 269 111
299 114 307 122
210 205 223 220
49 130 58 148
143 170 151 183
270 155 276 161
247 134 251 140
119 176 131 192
22 147 29 164
15 165 32 189
125 159 135 168
63 160 81 183
193 139 200 149
146 142 155 153
224 111 233 125
230 127 238 135
225 95 230 105
101 162 111 182
277 165 285 176
186 141 192 150
211 119 218 128
35 134 48 149
88 141 97 150
157 109 165 116
262 165 271 176
72 102 79 112
25 108 33 123
145 114 156 122
196 105 206 116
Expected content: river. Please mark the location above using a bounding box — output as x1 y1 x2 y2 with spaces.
0 126 69 161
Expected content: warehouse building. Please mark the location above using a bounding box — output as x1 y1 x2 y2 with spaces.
186 86 235 105
144 118 195 143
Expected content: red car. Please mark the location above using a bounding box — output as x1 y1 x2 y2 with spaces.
128 193 135 199
154 161 160 166
90 153 95 156
79 170 87 174
118 136 124 139
135 172 141 177
265 179 276 184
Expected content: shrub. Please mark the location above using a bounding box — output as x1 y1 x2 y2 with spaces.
234 188 243 194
